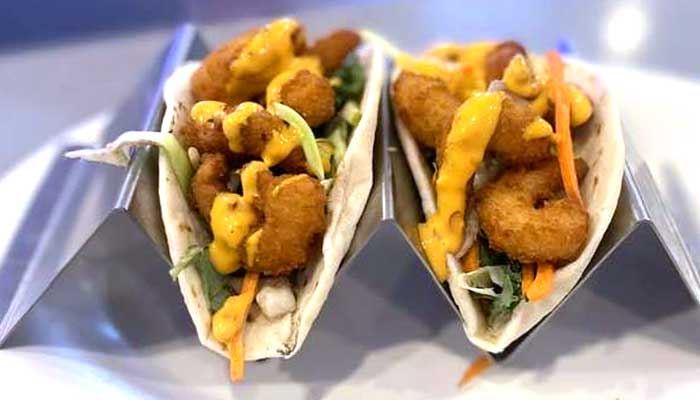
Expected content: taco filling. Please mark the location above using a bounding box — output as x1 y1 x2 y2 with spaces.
68 18 384 381
385 37 623 351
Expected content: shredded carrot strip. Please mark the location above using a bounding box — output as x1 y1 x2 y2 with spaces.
546 50 583 207
458 354 493 387
228 271 260 382
461 245 480 272
521 263 535 297
229 330 245 382
526 262 554 302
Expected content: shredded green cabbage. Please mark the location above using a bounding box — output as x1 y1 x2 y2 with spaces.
162 133 194 194
325 117 348 172
273 102 325 180
169 245 204 280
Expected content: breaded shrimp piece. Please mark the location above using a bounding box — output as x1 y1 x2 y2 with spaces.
191 153 229 221
277 146 309 174
307 29 361 72
476 158 589 264
190 28 258 104
178 106 234 156
484 40 527 83
488 94 552 165
249 171 326 275
392 71 461 149
190 21 307 104
279 70 336 127
238 109 287 156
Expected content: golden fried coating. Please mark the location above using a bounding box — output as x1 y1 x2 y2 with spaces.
488 94 552 165
190 28 258 104
249 171 326 275
392 71 461 149
477 158 589 264
307 29 361 72
484 40 527 83
278 146 309 174
239 109 287 156
191 153 229 222
280 70 336 127
190 23 307 105
178 107 234 156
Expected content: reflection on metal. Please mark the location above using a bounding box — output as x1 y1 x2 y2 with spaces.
0 25 204 346
0 26 695 369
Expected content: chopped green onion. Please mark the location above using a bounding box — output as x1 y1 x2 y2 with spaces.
273 102 325 180
162 133 194 194
169 245 205 280
339 101 362 127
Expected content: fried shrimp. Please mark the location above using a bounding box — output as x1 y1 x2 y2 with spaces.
190 28 259 103
179 106 234 156
277 146 309 174
279 69 336 127
190 20 307 105
392 71 461 149
307 29 361 72
488 94 552 165
238 109 287 156
484 40 527 83
476 158 589 264
249 171 326 275
191 153 229 221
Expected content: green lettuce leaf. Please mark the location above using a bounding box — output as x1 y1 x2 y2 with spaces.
332 56 365 109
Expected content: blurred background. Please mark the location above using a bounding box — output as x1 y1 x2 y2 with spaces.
0 0 696 175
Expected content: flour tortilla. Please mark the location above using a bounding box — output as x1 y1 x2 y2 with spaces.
152 44 383 360
392 57 624 353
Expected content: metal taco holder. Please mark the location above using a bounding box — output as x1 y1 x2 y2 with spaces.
0 26 697 368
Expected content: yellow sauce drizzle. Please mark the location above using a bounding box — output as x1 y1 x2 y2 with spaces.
523 117 554 140
530 87 550 116
190 100 227 124
225 18 300 103
261 126 299 166
222 102 264 153
567 84 593 127
209 162 269 274
418 92 505 281
245 229 262 266
502 54 542 99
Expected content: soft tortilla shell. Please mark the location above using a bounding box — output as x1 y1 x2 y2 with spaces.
391 57 624 353
158 44 385 360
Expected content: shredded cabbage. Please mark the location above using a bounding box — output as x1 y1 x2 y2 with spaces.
273 103 325 180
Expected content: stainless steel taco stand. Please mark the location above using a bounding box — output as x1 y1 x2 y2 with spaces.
0 25 697 378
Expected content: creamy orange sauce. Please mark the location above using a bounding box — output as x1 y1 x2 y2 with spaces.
222 102 264 153
523 117 554 140
567 84 592 126
190 100 228 124
397 42 495 100
225 18 300 103
209 162 268 274
502 54 542 98
418 92 505 281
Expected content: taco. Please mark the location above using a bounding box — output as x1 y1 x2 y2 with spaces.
67 18 385 380
386 39 624 353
